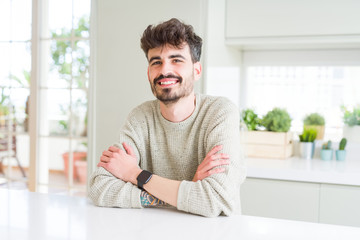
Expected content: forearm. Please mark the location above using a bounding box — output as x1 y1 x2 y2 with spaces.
88 167 142 208
142 175 181 207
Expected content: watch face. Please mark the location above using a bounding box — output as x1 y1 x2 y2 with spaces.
137 170 152 189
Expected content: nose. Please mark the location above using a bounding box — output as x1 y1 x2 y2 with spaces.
159 60 174 76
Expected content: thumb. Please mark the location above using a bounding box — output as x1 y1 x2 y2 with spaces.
122 142 136 157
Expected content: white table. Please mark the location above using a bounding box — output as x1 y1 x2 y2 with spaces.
1 189 360 240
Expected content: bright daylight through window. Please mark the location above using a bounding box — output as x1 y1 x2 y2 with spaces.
246 66 360 141
0 0 91 195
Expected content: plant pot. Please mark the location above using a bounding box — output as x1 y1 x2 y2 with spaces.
335 150 346 161
242 131 293 159
299 142 315 159
343 125 360 144
320 149 333 161
62 152 87 180
75 160 87 184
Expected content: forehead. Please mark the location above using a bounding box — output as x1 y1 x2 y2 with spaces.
147 44 191 60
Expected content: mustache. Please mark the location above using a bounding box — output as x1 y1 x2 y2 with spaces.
154 74 182 84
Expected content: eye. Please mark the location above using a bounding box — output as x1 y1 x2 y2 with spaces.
151 61 161 66
173 59 182 63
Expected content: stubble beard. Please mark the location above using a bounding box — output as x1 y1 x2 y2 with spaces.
150 74 194 105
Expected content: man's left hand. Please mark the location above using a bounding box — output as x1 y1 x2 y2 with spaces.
98 143 142 185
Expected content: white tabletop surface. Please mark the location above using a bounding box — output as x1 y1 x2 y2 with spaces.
1 189 360 240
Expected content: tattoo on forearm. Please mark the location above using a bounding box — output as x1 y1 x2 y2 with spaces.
140 191 166 207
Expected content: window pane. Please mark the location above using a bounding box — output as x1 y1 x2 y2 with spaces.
39 89 70 136
10 42 31 88
0 0 11 41
39 136 73 187
0 88 11 120
9 88 30 133
71 89 87 137
43 40 72 88
246 66 360 141
73 0 90 38
71 138 87 187
48 0 72 36
11 0 32 41
72 40 89 89
0 43 11 87
38 137 87 188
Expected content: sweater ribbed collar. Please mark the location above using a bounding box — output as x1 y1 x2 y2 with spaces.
156 93 201 128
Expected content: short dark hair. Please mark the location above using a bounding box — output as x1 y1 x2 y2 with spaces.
140 18 202 63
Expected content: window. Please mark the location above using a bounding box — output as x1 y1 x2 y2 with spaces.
242 50 360 142
0 0 32 186
0 0 91 195
246 66 360 141
37 0 90 194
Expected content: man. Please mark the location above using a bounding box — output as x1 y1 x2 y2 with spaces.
88 18 246 217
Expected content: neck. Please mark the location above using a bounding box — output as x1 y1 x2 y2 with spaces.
159 93 196 123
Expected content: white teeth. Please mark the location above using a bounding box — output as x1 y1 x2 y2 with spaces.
160 81 176 85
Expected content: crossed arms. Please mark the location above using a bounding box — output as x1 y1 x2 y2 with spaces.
97 143 230 207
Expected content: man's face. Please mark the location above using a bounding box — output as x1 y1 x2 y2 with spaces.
147 44 201 105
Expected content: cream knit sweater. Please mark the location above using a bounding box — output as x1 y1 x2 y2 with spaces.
88 94 246 217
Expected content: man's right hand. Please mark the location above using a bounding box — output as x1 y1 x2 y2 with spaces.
192 145 230 182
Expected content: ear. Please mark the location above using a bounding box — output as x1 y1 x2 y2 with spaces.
193 62 202 81
147 67 150 82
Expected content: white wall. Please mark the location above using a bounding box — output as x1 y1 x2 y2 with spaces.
205 0 243 108
91 0 207 167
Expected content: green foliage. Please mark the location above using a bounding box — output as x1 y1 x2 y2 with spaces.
322 140 332 150
339 138 347 150
299 128 317 142
241 109 261 131
9 70 31 88
50 16 89 88
51 16 89 136
262 108 292 132
0 88 10 115
304 113 325 126
342 105 360 126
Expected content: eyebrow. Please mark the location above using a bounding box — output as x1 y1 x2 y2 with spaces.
148 54 186 63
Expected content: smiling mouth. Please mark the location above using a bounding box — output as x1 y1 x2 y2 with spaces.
157 79 180 87
158 80 179 86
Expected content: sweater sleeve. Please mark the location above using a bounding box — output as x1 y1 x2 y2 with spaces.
88 110 144 209
176 100 246 217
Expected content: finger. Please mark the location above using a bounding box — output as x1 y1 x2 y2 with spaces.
207 167 226 176
123 142 136 157
201 152 229 168
102 150 112 157
206 145 223 159
109 146 121 153
97 161 107 168
209 153 230 161
100 155 110 163
201 159 230 172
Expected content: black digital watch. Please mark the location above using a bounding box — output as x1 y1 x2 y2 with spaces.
136 170 153 190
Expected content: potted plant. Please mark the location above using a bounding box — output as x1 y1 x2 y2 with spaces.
262 108 292 133
320 140 333 161
62 142 87 183
241 109 261 131
342 106 360 144
299 128 317 159
336 138 347 161
303 113 325 140
241 108 293 159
